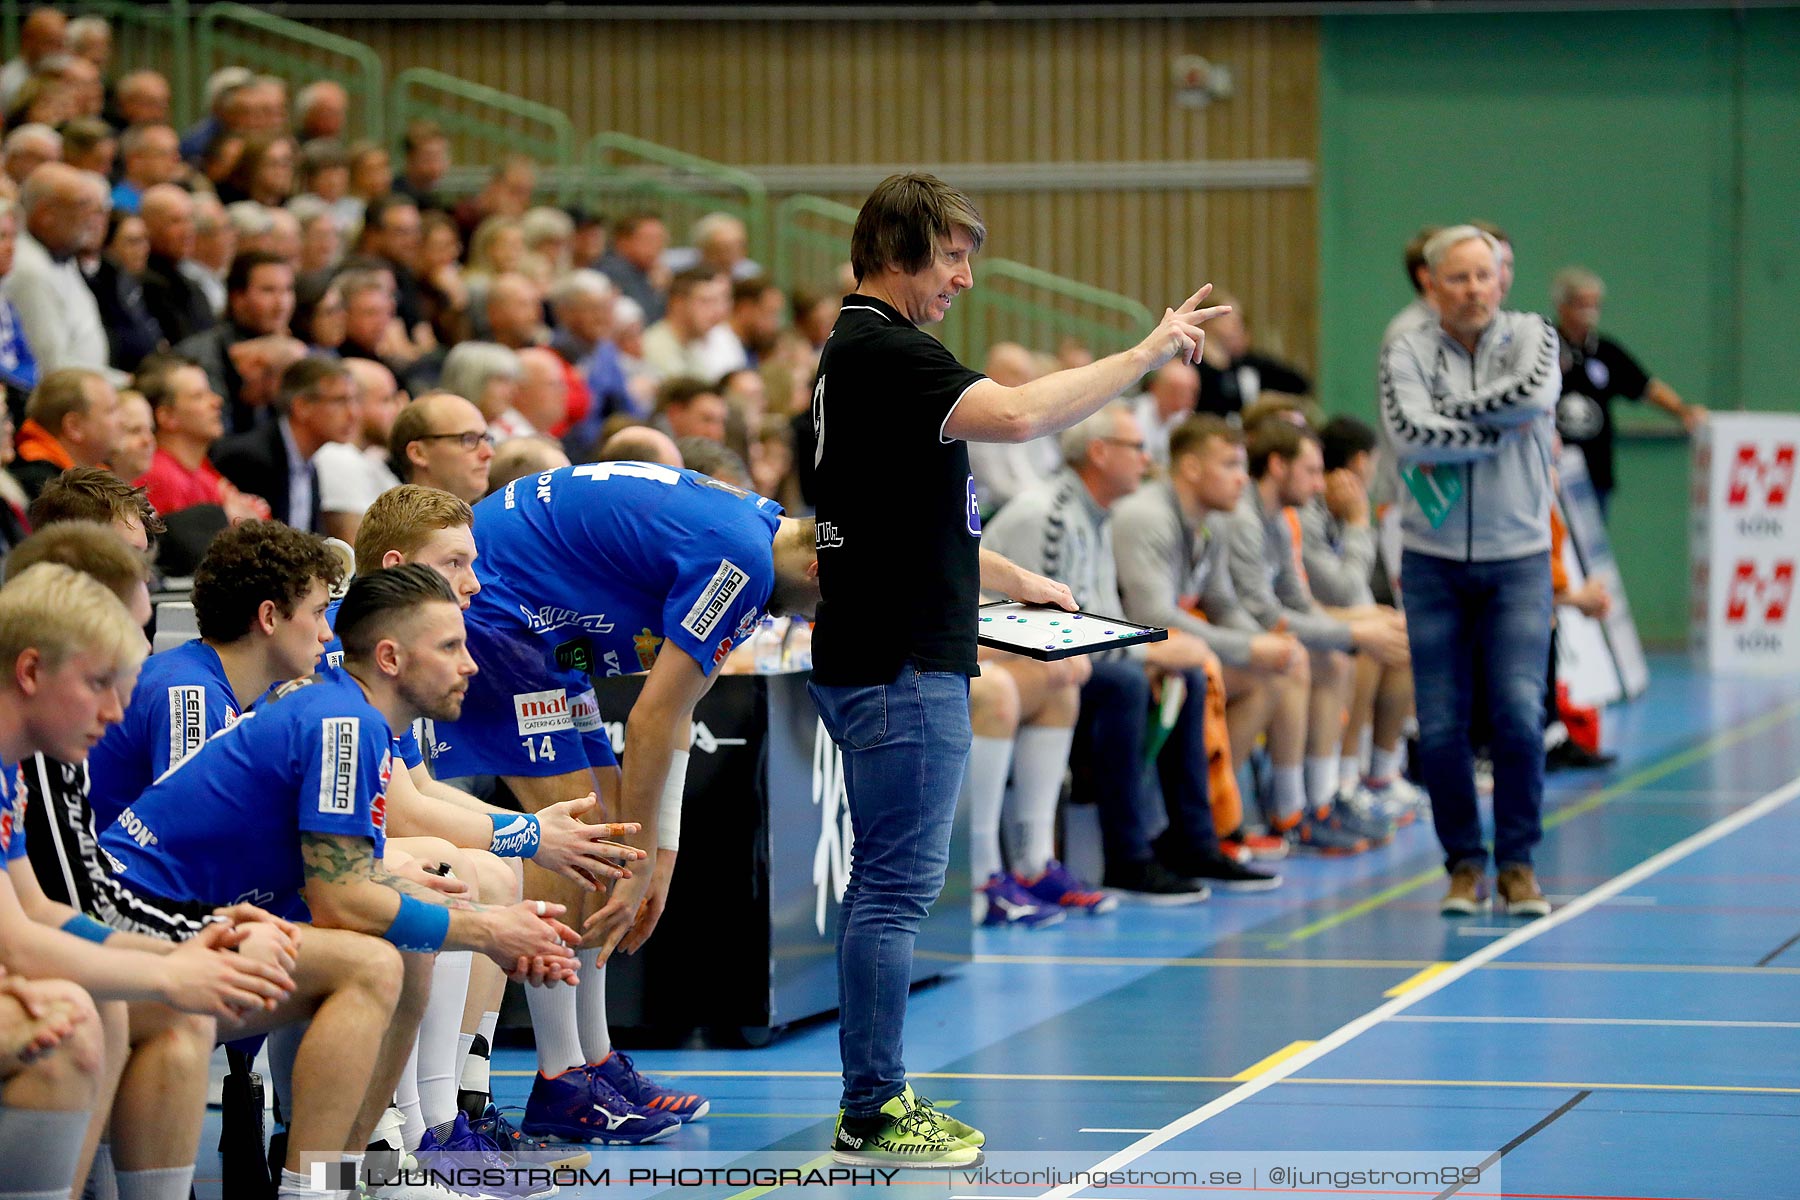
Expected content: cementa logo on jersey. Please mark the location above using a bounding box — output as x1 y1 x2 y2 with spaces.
514 689 573 736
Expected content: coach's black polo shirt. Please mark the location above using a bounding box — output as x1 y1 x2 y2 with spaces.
809 295 987 686
1555 329 1651 496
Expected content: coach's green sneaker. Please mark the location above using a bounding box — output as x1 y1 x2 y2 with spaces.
906 1086 984 1148
832 1088 984 1168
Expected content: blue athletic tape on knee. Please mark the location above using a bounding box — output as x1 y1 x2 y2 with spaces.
658 749 688 852
487 811 542 859
60 913 113 943
383 894 451 952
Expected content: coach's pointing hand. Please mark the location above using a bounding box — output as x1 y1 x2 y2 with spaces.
1141 284 1232 369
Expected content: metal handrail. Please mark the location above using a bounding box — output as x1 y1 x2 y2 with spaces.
392 66 575 198
584 131 770 252
195 2 385 142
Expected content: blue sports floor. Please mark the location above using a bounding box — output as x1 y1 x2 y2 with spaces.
203 654 1800 1198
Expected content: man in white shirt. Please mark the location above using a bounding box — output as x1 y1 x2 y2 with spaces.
639 267 746 382
2 163 115 379
1131 358 1200 469
966 342 1060 513
316 357 404 542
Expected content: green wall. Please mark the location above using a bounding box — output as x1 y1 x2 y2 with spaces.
1319 9 1800 646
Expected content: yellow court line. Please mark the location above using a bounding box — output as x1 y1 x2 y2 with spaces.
494 1068 1240 1083
1383 961 1455 997
1230 1040 1317 1082
1288 1076 1800 1097
1270 695 1800 948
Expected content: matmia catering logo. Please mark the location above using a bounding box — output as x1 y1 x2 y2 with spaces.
1726 443 1795 509
1725 560 1795 626
812 718 852 936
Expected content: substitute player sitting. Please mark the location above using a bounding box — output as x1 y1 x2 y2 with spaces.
429 462 819 1140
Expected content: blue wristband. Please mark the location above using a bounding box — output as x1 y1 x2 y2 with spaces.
383 894 451 953
61 913 113 944
488 812 542 859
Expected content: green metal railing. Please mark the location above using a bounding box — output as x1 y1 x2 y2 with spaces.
195 2 384 143
770 193 858 293
4 0 193 124
391 66 575 199
583 131 769 256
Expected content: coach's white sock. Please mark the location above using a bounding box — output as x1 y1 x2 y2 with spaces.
114 1166 195 1200
417 952 472 1130
395 1037 424 1152
1006 726 1074 877
1272 764 1306 826
963 735 1014 884
1305 754 1340 816
524 978 584 1077
577 952 612 1064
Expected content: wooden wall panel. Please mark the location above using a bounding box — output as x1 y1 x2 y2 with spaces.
308 13 1318 369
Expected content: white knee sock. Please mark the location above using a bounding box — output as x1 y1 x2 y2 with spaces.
963 734 1014 884
1305 754 1340 815
395 1037 424 1151
0 1105 87 1197
266 1022 306 1122
577 952 611 1064
525 978 584 1076
460 1010 500 1096
1006 726 1074 877
1369 744 1400 784
1272 764 1306 825
114 1166 196 1200
417 952 473 1130
275 1165 348 1199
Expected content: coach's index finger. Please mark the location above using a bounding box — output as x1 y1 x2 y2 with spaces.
1173 284 1214 314
1183 303 1232 327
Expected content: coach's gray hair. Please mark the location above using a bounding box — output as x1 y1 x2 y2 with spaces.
1551 266 1606 308
1423 225 1500 273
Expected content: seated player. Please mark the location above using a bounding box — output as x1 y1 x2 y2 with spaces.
0 560 297 1200
1222 419 1410 851
99 567 595 1198
984 402 1279 901
1299 416 1425 821
429 461 820 1142
0 962 105 1200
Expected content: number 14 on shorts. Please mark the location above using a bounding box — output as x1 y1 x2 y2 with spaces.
523 735 557 763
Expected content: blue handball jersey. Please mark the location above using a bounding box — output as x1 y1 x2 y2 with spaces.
470 462 783 677
0 760 25 863
87 639 243 831
100 666 394 916
321 597 425 769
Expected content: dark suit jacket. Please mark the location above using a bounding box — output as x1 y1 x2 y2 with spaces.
141 253 216 347
210 420 320 533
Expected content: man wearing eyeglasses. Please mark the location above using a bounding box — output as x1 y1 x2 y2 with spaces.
212 355 357 534
387 391 496 504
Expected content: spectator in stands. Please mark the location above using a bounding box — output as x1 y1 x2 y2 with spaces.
109 122 182 215
597 423 680 467
335 267 412 378
641 266 742 380
88 210 166 373
296 79 349 143
212 354 355 533
4 162 111 377
174 249 295 432
749 412 799 509
112 388 155 484
0 196 40 399
183 191 232 316
414 209 470 345
55 54 103 121
109 68 171 132
1383 225 1441 347
223 199 274 257
520 205 575 289
388 390 495 504
218 133 297 208
356 192 426 328
9 367 123 500
67 14 112 76
666 211 761 281
1133 358 1200 469
967 342 1059 513
570 206 606 269
292 136 360 233
1380 224 1559 918
724 275 785 367
179 65 252 163
292 275 345 354
346 138 393 208
484 270 545 352
196 130 244 195
58 116 114 176
598 210 669 322
515 345 577 440
463 214 525 328
292 202 343 278
789 286 839 366
486 434 570 494
138 184 215 345
0 7 67 112
1 123 59 190
676 435 751 488
315 356 403 542
240 74 288 136
1551 266 1705 512
1196 293 1310 418
440 340 528 441
135 353 267 520
394 119 449 209
719 365 768 443
653 376 727 445
0 403 29 549
548 269 630 430
453 154 536 242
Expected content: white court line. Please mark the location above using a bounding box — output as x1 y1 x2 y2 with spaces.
1390 1015 1800 1029
1077 1127 1160 1133
1038 771 1800 1200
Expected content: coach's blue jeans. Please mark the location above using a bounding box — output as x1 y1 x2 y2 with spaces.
810 664 971 1117
1400 549 1554 872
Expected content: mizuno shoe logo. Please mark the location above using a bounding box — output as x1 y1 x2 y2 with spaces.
591 1106 640 1130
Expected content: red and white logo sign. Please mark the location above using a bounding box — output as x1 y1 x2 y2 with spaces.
1726 444 1795 508
1725 560 1795 625
513 688 572 735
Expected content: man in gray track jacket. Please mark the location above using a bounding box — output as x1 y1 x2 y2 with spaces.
985 403 1279 892
1221 418 1409 852
1112 415 1313 857
1378 223 1558 920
